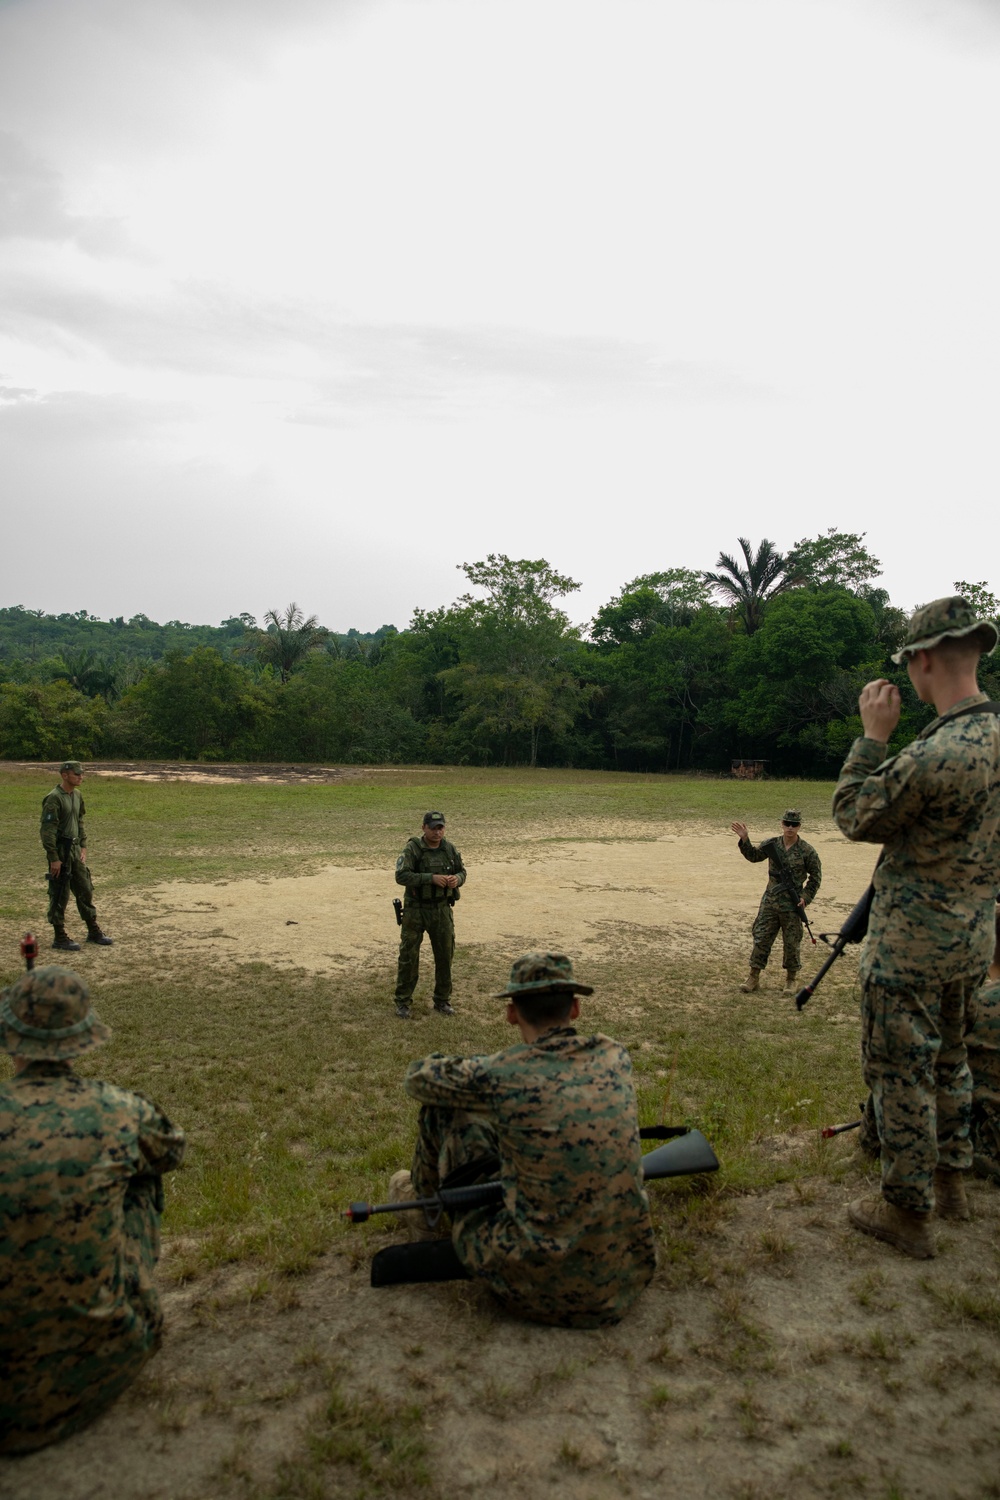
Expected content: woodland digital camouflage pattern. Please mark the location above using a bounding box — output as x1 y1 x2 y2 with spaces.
738 834 822 974
833 691 1000 1213
394 833 467 1008
404 1027 657 1327
969 978 1000 1183
0 1063 185 1451
40 782 97 930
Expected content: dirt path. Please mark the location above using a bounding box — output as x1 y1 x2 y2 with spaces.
138 830 875 970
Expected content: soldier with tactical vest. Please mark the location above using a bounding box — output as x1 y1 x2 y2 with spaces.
40 760 113 951
393 812 467 1019
730 810 822 993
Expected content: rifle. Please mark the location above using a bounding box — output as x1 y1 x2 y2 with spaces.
771 840 816 946
392 898 403 927
794 879 877 1011
345 1126 720 1225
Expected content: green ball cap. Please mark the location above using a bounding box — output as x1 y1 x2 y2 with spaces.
493 951 594 998
59 760 84 774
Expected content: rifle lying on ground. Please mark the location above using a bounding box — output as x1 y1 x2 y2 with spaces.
348 1126 720 1286
794 878 877 1011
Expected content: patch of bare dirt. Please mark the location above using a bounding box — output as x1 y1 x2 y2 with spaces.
1 760 376 785
5 1171 999 1500
137 830 876 970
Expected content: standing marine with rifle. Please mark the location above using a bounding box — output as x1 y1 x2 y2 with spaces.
832 596 1000 1261
40 760 113 951
393 811 466 1019
731 810 822 993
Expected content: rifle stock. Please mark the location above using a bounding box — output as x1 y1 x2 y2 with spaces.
795 881 876 1010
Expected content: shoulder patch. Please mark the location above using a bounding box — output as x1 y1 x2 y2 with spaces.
395 855 405 871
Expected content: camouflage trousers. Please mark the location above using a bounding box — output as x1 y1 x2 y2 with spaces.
411 1104 500 1201
394 902 455 1007
750 892 803 973
45 848 98 931
968 980 1000 1184
861 977 978 1214
0 1179 163 1455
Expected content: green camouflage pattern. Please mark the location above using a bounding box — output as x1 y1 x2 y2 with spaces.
394 835 466 904
493 950 594 997
833 692 1000 1212
739 835 821 974
0 1061 185 1452
860 977 976 1212
890 594 999 664
394 902 455 1007
40 785 86 858
969 978 1000 1183
0 966 110 1061
404 1027 657 1328
832 693 1000 987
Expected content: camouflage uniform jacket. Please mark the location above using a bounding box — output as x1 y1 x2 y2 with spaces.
395 836 467 906
0 1063 185 1382
404 1028 657 1327
738 836 822 907
832 692 1000 985
40 785 87 859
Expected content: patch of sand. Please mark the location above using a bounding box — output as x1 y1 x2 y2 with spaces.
139 830 877 972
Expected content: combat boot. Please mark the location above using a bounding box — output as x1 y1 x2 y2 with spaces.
86 925 114 946
388 1169 441 1242
739 969 761 993
783 970 798 993
847 1195 936 1259
52 928 81 952
394 1002 412 1020
433 1003 455 1016
933 1168 970 1221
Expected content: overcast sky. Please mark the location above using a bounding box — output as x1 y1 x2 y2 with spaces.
1 0 998 633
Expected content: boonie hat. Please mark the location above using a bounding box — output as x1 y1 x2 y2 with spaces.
891 596 999 665
0 966 110 1061
782 809 802 825
422 811 446 827
59 760 84 774
493 951 594 998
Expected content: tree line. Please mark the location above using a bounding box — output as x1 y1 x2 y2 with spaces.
1 533 997 776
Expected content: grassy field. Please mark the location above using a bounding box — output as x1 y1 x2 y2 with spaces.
0 765 862 1278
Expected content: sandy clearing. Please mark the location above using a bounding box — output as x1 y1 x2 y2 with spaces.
138 830 876 973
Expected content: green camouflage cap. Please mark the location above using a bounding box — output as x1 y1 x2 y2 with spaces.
782 809 802 825
59 760 84 774
422 811 446 827
891 596 999 665
493 951 594 998
0 966 110 1060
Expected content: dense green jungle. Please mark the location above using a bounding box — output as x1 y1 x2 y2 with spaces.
2 532 997 776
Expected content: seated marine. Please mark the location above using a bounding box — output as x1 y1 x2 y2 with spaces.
390 951 657 1328
0 966 185 1454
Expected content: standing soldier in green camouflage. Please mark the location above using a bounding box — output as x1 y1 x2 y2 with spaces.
388 951 657 1328
40 759 113 950
0 966 185 1453
730 811 822 993
393 812 466 1019
833 596 1000 1259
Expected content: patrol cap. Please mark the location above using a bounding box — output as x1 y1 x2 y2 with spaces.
0 966 111 1061
422 811 446 827
782 809 802 826
493 951 594 998
59 760 84 774
891 596 999 665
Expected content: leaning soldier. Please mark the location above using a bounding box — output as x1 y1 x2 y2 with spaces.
40 759 113 950
730 810 822 993
393 811 466 1019
388 951 657 1327
833 596 1000 1258
0 966 185 1453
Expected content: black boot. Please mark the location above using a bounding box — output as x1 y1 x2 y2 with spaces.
52 928 81 952
86 925 114 947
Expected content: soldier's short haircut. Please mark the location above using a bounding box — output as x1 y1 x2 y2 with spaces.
930 635 985 666
510 991 576 1027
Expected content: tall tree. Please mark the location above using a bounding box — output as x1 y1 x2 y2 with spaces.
785 529 882 592
954 580 1000 619
249 604 327 682
591 569 713 646
703 537 788 635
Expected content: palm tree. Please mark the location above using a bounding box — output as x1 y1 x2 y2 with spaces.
53 649 114 699
703 537 790 635
251 604 327 682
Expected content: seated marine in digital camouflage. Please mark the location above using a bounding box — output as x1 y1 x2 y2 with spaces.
0 966 185 1454
389 951 657 1328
